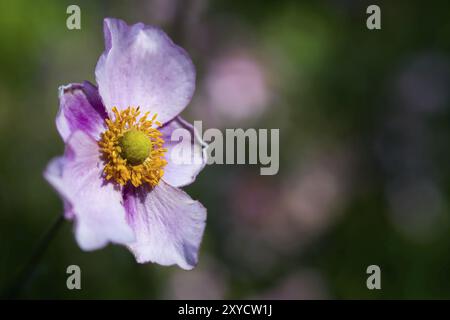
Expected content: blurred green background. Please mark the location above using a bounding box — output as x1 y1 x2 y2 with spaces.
1 0 450 299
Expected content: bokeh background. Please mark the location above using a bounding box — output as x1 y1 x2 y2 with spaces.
1 0 450 299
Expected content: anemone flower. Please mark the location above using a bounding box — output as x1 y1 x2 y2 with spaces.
44 18 207 270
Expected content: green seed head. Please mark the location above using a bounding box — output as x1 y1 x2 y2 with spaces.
119 129 152 165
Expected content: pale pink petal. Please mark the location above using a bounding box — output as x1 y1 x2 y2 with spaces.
123 181 206 269
56 81 107 142
95 18 195 124
160 116 207 187
44 131 135 250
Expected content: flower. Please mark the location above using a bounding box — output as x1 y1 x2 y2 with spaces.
44 18 207 270
193 51 271 127
205 52 270 121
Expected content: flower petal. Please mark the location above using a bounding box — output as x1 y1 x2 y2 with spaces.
44 157 75 220
160 116 207 187
44 130 135 250
95 18 196 124
56 81 107 142
123 181 206 269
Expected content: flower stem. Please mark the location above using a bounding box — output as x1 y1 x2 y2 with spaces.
1 215 65 299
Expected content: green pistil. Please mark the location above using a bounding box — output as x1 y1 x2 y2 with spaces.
119 129 152 165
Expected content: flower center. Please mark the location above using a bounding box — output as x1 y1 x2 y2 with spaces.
119 129 152 165
98 107 167 187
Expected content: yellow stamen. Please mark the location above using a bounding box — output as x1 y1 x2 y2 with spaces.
98 106 167 187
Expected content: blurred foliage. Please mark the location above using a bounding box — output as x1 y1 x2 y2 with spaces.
1 0 450 299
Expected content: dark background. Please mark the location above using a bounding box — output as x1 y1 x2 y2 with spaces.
1 0 450 299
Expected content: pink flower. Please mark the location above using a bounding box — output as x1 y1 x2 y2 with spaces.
44 18 207 270
200 52 271 124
